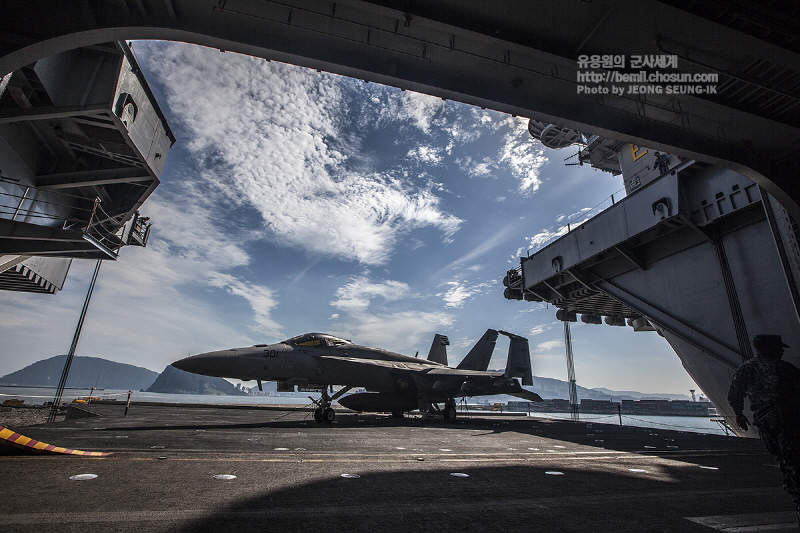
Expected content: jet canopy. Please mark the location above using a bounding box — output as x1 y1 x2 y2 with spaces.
281 333 352 347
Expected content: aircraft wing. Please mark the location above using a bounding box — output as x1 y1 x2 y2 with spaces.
317 356 502 378
316 356 542 401
317 355 434 372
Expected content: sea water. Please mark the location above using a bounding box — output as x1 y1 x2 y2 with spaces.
523 410 728 435
0 386 314 405
0 386 728 435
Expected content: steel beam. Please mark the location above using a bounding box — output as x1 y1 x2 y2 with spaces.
36 168 153 190
0 104 110 124
0 0 798 218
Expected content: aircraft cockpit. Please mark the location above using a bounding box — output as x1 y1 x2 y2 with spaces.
281 333 352 347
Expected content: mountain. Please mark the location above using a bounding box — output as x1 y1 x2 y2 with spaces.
591 387 692 401
526 376 690 402
146 365 248 395
0 355 158 390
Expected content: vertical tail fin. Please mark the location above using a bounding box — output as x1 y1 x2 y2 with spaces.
427 334 449 365
456 329 499 371
499 331 533 386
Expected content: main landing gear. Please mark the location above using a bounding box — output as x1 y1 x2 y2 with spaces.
443 398 457 421
310 385 352 424
314 405 335 423
420 398 458 421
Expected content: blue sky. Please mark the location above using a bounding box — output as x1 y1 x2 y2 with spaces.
0 41 698 395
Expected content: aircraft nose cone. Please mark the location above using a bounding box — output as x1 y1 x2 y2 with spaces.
172 349 238 377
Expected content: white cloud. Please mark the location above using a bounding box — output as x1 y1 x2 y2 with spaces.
527 226 569 251
529 322 557 337
407 238 426 250
522 206 597 254
0 184 273 374
407 145 443 165
454 155 494 179
84 184 284 352
438 281 472 308
436 280 491 308
328 275 452 355
438 222 529 278
398 90 445 134
208 273 282 338
331 276 410 314
533 339 565 353
336 310 454 355
141 42 461 266
500 118 548 194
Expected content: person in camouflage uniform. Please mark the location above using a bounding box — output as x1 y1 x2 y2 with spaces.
728 334 800 525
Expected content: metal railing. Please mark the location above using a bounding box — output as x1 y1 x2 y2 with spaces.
526 187 626 256
1 181 127 253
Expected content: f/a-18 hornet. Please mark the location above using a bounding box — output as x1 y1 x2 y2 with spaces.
172 329 542 423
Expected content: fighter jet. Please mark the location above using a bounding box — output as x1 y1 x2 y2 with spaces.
172 329 542 423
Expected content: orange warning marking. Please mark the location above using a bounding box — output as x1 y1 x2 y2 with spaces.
0 426 112 456
630 144 648 161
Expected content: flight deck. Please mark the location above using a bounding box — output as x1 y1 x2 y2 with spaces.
0 403 797 532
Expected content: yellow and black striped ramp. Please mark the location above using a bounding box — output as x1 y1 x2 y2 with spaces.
0 426 112 456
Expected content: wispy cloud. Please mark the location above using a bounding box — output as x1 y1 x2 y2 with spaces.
397 90 446 134
329 275 452 353
454 155 495 179
533 339 565 353
0 181 271 373
517 205 597 257
529 322 557 337
140 42 461 266
436 280 491 308
500 118 548 194
406 145 444 165
331 276 410 314
208 273 282 338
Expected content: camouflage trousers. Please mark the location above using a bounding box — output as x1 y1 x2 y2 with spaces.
756 408 800 511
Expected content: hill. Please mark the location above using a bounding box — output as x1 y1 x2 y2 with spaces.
591 387 692 401
475 373 691 402
146 365 248 395
0 355 158 390
530 376 689 401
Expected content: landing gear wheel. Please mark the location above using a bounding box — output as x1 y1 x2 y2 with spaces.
391 410 404 419
322 407 335 423
314 407 323 423
443 402 457 421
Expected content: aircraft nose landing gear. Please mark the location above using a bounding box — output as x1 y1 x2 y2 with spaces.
310 385 352 424
311 388 335 424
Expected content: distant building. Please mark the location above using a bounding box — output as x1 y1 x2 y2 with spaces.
506 399 713 416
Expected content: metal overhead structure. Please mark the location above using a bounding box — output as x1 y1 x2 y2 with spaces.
0 0 798 221
0 39 169 292
504 115 800 436
0 41 169 258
